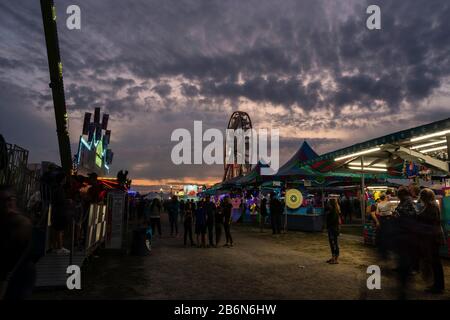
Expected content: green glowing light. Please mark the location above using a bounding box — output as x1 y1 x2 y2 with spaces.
96 141 103 168
52 6 57 21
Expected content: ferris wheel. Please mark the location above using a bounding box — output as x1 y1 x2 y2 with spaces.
223 111 253 181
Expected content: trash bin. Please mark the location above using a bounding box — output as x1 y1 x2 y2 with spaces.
130 227 152 256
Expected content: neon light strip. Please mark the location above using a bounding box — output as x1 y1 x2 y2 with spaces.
78 136 110 171
335 147 381 161
421 145 447 153
80 137 91 150
348 162 387 168
410 130 450 142
348 166 388 172
410 139 447 150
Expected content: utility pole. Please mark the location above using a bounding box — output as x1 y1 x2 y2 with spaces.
40 0 73 174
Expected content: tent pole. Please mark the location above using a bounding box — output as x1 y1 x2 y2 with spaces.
284 181 288 233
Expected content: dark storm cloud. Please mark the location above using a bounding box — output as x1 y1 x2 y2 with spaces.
181 83 199 97
151 83 172 98
332 74 403 110
200 76 323 110
332 0 450 111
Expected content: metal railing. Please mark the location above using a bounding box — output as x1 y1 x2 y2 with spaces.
0 143 40 210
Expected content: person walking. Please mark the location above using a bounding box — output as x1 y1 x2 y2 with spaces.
326 198 342 264
222 197 233 247
149 198 162 238
205 196 216 247
183 200 195 247
269 192 283 234
417 188 445 294
168 196 180 237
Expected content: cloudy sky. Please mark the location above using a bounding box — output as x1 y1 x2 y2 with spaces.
1 0 449 188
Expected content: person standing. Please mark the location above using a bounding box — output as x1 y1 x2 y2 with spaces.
205 196 216 247
392 186 418 299
195 201 207 248
269 192 282 234
371 194 393 257
417 188 445 294
168 196 180 237
179 200 185 226
149 198 162 238
50 171 70 254
326 198 342 264
222 197 233 247
183 200 195 247
214 201 224 247
260 197 268 232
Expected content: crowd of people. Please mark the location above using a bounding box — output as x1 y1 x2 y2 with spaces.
324 185 446 296
139 195 235 248
137 191 289 250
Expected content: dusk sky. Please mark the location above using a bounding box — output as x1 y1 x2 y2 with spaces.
1 0 449 188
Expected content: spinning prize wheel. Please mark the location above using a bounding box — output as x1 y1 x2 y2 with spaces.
286 189 303 209
223 111 253 181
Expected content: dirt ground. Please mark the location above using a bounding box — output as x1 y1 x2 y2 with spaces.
33 213 450 300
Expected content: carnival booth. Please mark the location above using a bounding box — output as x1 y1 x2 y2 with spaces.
284 187 324 232
300 118 450 255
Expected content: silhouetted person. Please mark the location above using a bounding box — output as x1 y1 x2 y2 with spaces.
168 196 179 237
214 202 224 247
417 188 445 294
269 192 283 234
260 197 268 232
326 198 342 264
205 196 216 247
149 198 162 237
0 186 35 300
183 200 194 247
222 197 233 247
392 186 418 299
195 201 207 247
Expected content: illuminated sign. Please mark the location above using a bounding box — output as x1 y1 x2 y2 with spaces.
96 141 103 167
76 108 113 175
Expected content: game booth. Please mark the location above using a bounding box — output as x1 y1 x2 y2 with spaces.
284 187 325 232
296 118 450 257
